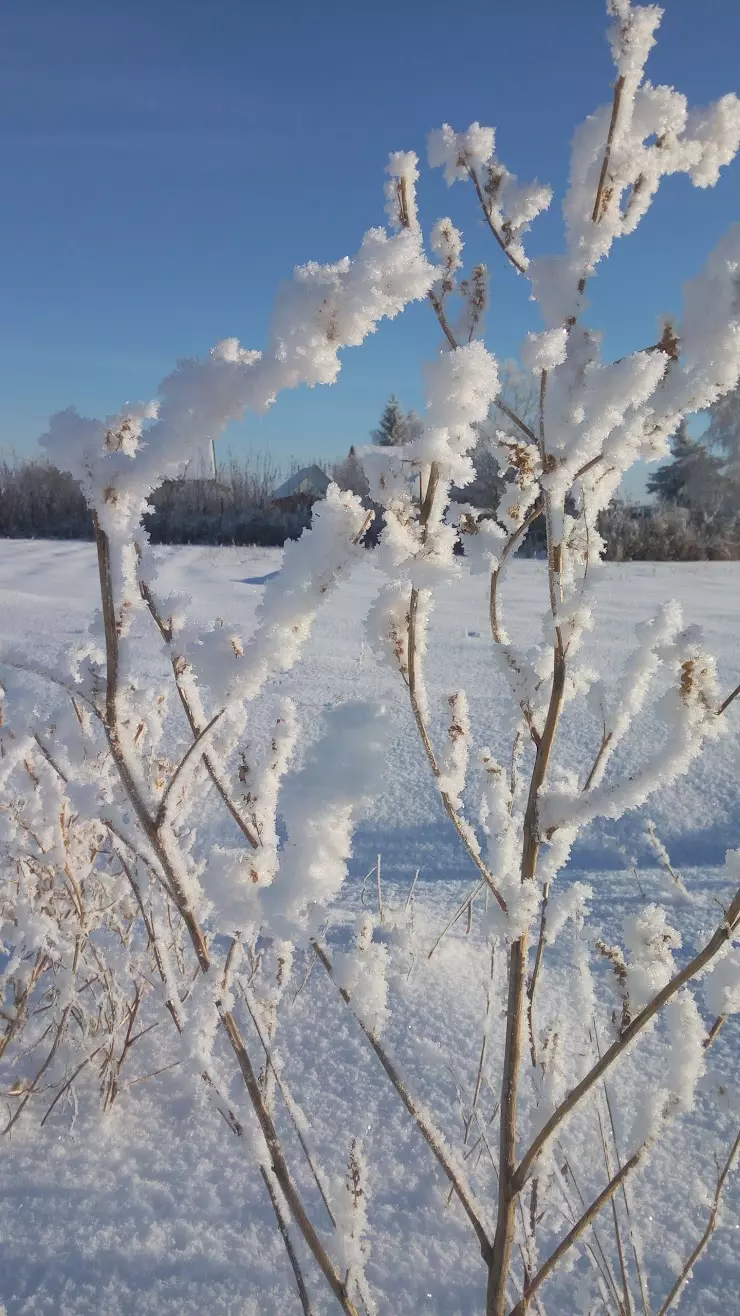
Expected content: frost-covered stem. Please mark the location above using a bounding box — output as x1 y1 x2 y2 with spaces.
493 399 538 446
488 936 528 1316
656 1126 740 1315
556 1150 625 1314
704 1014 727 1050
313 940 493 1263
490 503 543 645
527 883 550 1069
583 729 613 795
428 290 459 350
114 846 184 1030
243 990 337 1228
93 518 211 973
407 586 507 912
39 1043 107 1128
509 1145 646 1316
137 569 261 849
427 878 486 960
594 1023 649 1316
595 1106 633 1316
471 941 496 1124
4 1004 72 1135
155 708 224 826
488 536 567 1315
592 76 626 226
260 1165 314 1316
93 514 120 731
219 1006 362 1316
466 164 527 276
32 730 69 784
718 680 740 715
0 952 48 1062
516 884 740 1190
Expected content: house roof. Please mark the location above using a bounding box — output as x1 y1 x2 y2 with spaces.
271 465 331 501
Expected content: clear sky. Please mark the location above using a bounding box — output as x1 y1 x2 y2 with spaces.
1 0 739 495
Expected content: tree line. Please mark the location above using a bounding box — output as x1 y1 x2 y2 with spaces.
2 379 739 557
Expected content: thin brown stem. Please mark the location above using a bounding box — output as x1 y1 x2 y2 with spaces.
137 566 261 850
490 503 544 646
516 884 740 1192
596 1105 633 1316
656 1126 740 1315
428 290 459 349
428 880 486 961
155 708 224 826
220 1007 361 1316
527 883 550 1069
487 486 568 1314
493 399 538 446
592 76 626 223
94 518 211 972
313 939 493 1264
261 1165 314 1316
510 1145 645 1316
466 165 527 276
244 991 337 1229
593 1020 649 1316
407 585 507 912
718 681 740 716
583 730 613 795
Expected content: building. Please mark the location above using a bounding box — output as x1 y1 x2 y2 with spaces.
271 465 331 513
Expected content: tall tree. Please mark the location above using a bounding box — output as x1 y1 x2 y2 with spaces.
371 396 409 446
647 421 726 520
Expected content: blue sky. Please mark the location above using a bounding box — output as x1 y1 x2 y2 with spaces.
1 0 739 496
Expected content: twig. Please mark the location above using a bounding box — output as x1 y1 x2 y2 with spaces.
592 77 626 224
595 1104 633 1316
594 1019 649 1316
220 1007 361 1316
137 561 261 849
555 1151 625 1315
509 1144 646 1316
313 939 493 1264
493 399 538 446
466 164 527 276
718 681 740 716
261 1165 314 1316
515 882 740 1191
427 879 486 960
656 1126 740 1315
527 884 550 1069
155 708 225 826
407 586 507 913
428 290 458 350
243 991 337 1229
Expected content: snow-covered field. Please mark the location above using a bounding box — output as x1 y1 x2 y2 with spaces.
1 542 739 1316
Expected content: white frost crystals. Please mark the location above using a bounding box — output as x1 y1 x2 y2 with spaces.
3 3 740 1315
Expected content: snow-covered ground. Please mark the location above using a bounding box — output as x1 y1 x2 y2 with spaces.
1 541 739 1316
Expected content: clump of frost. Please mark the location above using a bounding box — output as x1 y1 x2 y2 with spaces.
623 904 681 1011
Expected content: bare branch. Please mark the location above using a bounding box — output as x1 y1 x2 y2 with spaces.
509 1143 645 1316
261 1165 315 1316
313 939 494 1264
516 884 740 1191
656 1126 740 1315
465 164 527 276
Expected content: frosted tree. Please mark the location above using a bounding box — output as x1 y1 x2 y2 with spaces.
647 420 730 526
3 3 740 1315
372 395 412 446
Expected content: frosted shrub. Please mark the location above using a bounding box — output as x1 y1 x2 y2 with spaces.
2 3 740 1314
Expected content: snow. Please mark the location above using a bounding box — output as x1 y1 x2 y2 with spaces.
0 541 738 1315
